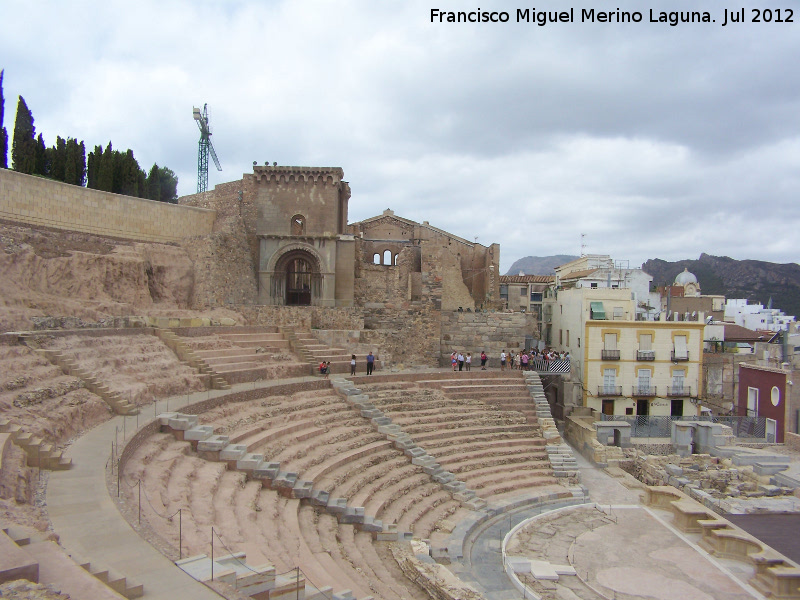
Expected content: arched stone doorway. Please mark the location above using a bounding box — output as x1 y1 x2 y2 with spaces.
272 249 322 306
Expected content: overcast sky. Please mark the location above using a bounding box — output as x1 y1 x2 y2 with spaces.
2 0 799 273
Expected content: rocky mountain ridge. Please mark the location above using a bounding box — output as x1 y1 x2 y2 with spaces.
643 253 800 318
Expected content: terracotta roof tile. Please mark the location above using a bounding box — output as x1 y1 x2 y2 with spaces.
500 275 555 284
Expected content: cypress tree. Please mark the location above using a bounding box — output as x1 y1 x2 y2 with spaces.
146 163 161 201
75 140 86 186
35 133 48 176
0 70 7 169
98 142 113 191
50 136 66 181
11 96 36 174
158 166 178 203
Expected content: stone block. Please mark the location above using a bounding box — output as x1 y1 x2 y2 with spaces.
327 497 348 515
219 444 247 461
236 453 264 471
340 506 366 524
253 462 281 482
292 480 314 499
405 447 427 459
310 489 330 507
184 425 214 441
197 435 229 452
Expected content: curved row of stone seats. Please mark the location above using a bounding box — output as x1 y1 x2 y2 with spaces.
350 373 567 502
121 434 372 600
0 340 114 445
172 327 310 385
125 427 411 599
34 331 207 408
330 378 488 511
156 411 409 542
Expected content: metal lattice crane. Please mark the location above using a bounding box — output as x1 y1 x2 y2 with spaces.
192 104 222 193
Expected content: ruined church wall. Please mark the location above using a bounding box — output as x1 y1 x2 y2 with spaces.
440 311 537 367
0 168 215 243
179 178 260 308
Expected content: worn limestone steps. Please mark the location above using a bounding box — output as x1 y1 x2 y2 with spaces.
341 376 563 506
330 380 487 512
156 413 410 543
154 329 226 389
292 505 378 600
0 418 72 470
291 331 383 374
405 423 539 444
32 348 139 415
1 528 141 600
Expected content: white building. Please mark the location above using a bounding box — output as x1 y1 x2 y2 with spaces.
724 299 796 332
553 255 661 321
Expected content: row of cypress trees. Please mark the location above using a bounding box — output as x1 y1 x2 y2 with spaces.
0 69 178 203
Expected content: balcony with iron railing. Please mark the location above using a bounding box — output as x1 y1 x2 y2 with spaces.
598 385 623 396
631 385 657 397
636 350 655 361
601 349 621 360
671 350 689 362
667 385 691 397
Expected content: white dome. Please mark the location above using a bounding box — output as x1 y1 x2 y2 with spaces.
675 268 698 286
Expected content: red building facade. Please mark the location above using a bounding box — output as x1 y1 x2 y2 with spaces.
737 364 788 443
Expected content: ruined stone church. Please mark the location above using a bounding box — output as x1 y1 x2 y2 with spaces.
181 164 500 312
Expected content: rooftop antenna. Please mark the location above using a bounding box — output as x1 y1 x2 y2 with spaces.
580 233 587 257
193 104 222 193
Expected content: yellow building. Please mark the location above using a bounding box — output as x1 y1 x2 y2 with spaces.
548 287 704 417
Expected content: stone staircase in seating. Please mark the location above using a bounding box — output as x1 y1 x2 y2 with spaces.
0 526 142 598
0 419 72 470
176 552 346 600
176 327 310 385
154 329 230 390
330 378 488 512
18 335 138 416
351 371 579 499
156 412 413 544
284 328 382 375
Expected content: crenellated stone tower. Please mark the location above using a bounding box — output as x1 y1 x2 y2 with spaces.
252 166 355 307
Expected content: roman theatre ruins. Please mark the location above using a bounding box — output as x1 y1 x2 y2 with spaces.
0 165 798 600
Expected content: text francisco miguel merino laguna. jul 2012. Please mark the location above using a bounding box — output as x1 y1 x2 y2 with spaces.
429 7 794 27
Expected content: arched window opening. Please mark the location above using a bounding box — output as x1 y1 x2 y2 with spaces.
383 250 392 265
291 215 306 236
393 253 399 266
373 253 381 265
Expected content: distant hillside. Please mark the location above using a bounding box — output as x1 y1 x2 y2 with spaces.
642 253 800 317
506 255 578 276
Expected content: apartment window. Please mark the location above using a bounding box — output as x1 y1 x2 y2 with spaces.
500 285 508 300
559 329 563 345
638 334 654 361
671 369 686 395
577 337 581 348
591 282 598 288
530 292 543 302
673 335 688 361
602 369 617 395
521 287 527 296
613 307 624 320
566 330 570 346
602 333 620 360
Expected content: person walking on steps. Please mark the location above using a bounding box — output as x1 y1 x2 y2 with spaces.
350 354 357 376
480 351 487 370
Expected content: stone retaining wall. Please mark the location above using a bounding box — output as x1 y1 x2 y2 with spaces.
440 311 537 367
0 168 215 243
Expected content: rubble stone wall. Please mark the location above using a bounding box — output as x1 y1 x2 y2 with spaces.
0 168 215 243
440 311 537 367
